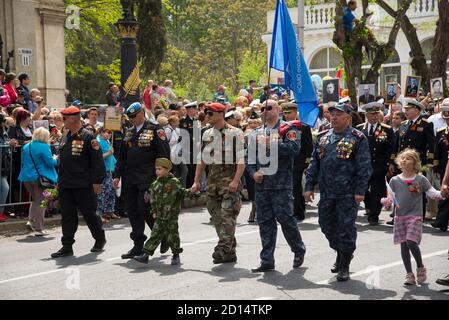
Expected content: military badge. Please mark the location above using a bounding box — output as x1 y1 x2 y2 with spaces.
91 139 100 151
286 130 297 141
375 131 387 142
157 129 166 141
71 140 84 156
138 130 154 147
336 137 355 159
165 184 173 193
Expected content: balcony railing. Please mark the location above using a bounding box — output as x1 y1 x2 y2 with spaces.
302 0 437 31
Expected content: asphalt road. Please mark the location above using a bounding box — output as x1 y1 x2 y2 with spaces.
1 198 448 300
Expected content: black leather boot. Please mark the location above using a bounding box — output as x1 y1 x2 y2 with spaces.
336 252 353 282
121 245 143 259
331 251 341 273
91 239 106 252
51 246 74 258
133 253 150 264
247 202 256 223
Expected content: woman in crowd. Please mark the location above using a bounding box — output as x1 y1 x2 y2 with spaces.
8 109 33 217
2 73 18 106
18 127 58 235
0 113 19 222
97 127 119 223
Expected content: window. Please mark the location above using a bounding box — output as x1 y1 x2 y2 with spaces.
309 47 343 75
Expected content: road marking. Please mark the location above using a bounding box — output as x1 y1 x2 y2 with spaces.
316 249 448 285
0 269 65 284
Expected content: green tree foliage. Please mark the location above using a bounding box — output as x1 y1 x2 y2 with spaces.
65 0 122 104
137 0 167 75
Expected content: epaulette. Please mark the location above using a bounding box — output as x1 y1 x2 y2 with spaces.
351 128 365 138
437 127 446 133
421 118 429 123
380 123 391 129
356 123 365 129
401 120 408 125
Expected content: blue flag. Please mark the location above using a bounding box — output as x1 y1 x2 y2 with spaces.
269 0 319 127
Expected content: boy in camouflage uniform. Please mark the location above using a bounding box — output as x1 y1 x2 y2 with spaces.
134 158 190 265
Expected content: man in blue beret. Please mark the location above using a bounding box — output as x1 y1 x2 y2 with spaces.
113 102 171 259
305 101 372 281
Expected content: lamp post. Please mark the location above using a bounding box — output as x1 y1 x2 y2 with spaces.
116 0 141 109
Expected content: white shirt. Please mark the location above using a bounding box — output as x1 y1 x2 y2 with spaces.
367 123 377 135
427 112 446 136
135 123 144 133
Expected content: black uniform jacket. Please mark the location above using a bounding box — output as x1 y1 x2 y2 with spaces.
58 128 106 188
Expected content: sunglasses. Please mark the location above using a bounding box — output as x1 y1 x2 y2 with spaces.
260 105 273 113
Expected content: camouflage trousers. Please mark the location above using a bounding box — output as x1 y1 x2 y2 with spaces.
206 191 241 257
143 216 183 255
318 194 357 253
256 190 306 266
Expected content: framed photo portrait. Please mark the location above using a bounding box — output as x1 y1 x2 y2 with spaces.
358 84 376 105
405 75 421 98
386 82 397 103
322 78 339 103
430 77 444 100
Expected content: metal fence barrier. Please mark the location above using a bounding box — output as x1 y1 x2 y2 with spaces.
0 144 32 210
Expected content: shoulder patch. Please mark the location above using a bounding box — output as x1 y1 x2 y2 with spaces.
380 123 392 129
91 139 100 151
157 129 166 140
286 130 298 141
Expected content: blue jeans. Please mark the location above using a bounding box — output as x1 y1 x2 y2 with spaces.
0 176 10 214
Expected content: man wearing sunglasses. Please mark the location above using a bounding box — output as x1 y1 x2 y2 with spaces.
191 102 245 264
305 102 372 281
51 106 107 258
246 100 306 273
112 102 171 259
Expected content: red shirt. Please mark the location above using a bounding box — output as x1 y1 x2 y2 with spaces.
3 83 17 104
143 88 152 110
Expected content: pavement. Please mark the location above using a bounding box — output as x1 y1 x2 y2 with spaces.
0 196 448 300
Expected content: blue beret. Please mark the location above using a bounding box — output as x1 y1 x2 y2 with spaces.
126 102 143 116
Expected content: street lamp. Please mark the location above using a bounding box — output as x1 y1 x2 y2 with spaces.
116 0 141 109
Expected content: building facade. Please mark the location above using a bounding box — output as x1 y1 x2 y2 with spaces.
262 0 444 95
1 0 66 108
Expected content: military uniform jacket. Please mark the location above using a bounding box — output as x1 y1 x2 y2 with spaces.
58 128 106 189
246 119 301 191
433 126 449 179
201 123 244 196
356 122 394 176
179 115 201 163
397 116 435 165
149 173 189 221
295 124 313 174
114 120 170 185
305 127 372 196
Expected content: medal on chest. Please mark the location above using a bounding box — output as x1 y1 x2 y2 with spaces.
138 130 154 148
336 137 355 159
375 130 387 142
71 139 84 156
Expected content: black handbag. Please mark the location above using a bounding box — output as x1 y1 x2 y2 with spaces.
28 143 56 189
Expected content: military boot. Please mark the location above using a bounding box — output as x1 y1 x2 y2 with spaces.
121 245 143 259
133 252 150 264
331 251 341 273
247 202 256 223
171 254 180 265
51 246 74 258
336 252 353 282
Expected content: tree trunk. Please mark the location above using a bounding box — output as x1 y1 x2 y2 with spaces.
429 0 449 96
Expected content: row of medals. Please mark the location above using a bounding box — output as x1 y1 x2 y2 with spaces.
138 130 154 147
72 141 83 156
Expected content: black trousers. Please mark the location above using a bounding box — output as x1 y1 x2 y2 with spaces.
59 188 105 246
244 170 255 201
293 169 305 220
364 174 386 222
186 164 197 188
125 183 155 247
435 198 449 230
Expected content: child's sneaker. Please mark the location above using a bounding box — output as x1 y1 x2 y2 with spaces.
417 267 427 284
404 272 416 285
171 254 180 265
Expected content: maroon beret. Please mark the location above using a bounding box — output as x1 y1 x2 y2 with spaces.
207 103 226 112
60 106 81 116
